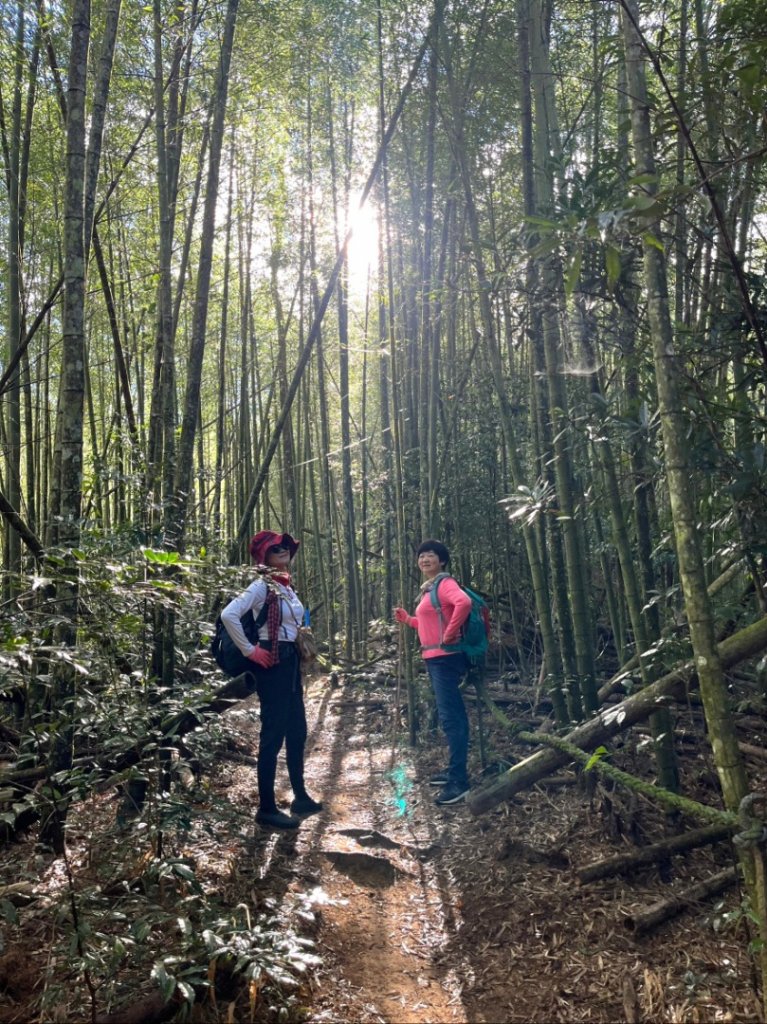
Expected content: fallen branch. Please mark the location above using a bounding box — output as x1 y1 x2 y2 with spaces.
467 615 767 816
623 867 739 936
0 881 36 906
739 742 767 762
516 730 737 827
0 487 45 559
578 823 733 884
218 750 259 767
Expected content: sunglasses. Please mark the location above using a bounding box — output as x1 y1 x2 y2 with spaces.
268 544 289 554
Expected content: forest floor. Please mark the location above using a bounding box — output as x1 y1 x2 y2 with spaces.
0 665 764 1023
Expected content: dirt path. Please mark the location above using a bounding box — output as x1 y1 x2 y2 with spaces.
297 688 469 1024
225 673 758 1024
236 678 470 1024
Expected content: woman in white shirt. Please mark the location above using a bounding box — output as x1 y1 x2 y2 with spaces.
221 529 322 829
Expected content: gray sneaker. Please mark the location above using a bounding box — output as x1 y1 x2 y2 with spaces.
434 782 470 805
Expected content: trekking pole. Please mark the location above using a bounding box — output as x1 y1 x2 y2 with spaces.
388 622 404 771
474 668 488 771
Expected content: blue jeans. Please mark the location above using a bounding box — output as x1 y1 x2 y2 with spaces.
425 654 469 788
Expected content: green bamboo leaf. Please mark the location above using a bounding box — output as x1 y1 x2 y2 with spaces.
642 232 665 252
605 245 621 288
565 249 582 299
143 549 180 564
172 862 196 882
176 981 195 1004
585 746 610 771
524 214 559 230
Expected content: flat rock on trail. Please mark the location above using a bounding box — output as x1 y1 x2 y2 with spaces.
220 675 757 1024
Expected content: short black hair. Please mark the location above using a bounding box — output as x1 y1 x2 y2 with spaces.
416 539 450 566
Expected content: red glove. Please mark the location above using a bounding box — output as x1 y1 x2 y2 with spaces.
247 647 272 669
394 607 410 625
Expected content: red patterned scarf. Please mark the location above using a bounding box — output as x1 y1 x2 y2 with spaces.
263 571 292 666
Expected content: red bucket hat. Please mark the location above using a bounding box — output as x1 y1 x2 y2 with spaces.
249 529 300 565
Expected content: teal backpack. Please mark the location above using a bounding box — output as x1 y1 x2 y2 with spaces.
428 573 491 665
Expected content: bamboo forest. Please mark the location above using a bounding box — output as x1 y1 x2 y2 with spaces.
1 0 767 1020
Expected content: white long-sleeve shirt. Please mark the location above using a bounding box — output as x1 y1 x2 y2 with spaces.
221 578 304 657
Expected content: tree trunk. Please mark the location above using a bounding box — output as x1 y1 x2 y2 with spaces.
146 0 177 514
3 3 27 596
171 0 239 546
40 0 90 852
529 0 596 713
213 132 234 538
621 0 748 817
83 0 121 258
305 89 337 655
328 86 361 659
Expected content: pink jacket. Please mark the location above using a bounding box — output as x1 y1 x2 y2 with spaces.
403 576 472 659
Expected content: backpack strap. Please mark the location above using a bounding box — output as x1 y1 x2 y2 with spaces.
428 572 452 613
241 598 271 644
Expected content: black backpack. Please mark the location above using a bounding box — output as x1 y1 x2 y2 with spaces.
210 602 269 676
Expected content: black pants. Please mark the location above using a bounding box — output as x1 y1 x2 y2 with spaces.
225 642 307 811
254 644 308 812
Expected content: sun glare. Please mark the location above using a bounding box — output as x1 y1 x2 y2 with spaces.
345 198 379 299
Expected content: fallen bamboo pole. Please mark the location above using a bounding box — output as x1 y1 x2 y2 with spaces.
623 867 739 936
578 823 733 884
467 615 767 816
515 730 738 827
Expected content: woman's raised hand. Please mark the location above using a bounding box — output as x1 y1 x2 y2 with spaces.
394 607 410 624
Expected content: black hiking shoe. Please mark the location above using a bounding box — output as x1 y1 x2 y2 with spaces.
428 772 449 787
290 795 323 816
434 782 470 806
256 809 300 829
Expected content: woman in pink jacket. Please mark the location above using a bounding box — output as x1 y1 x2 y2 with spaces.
394 540 472 805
